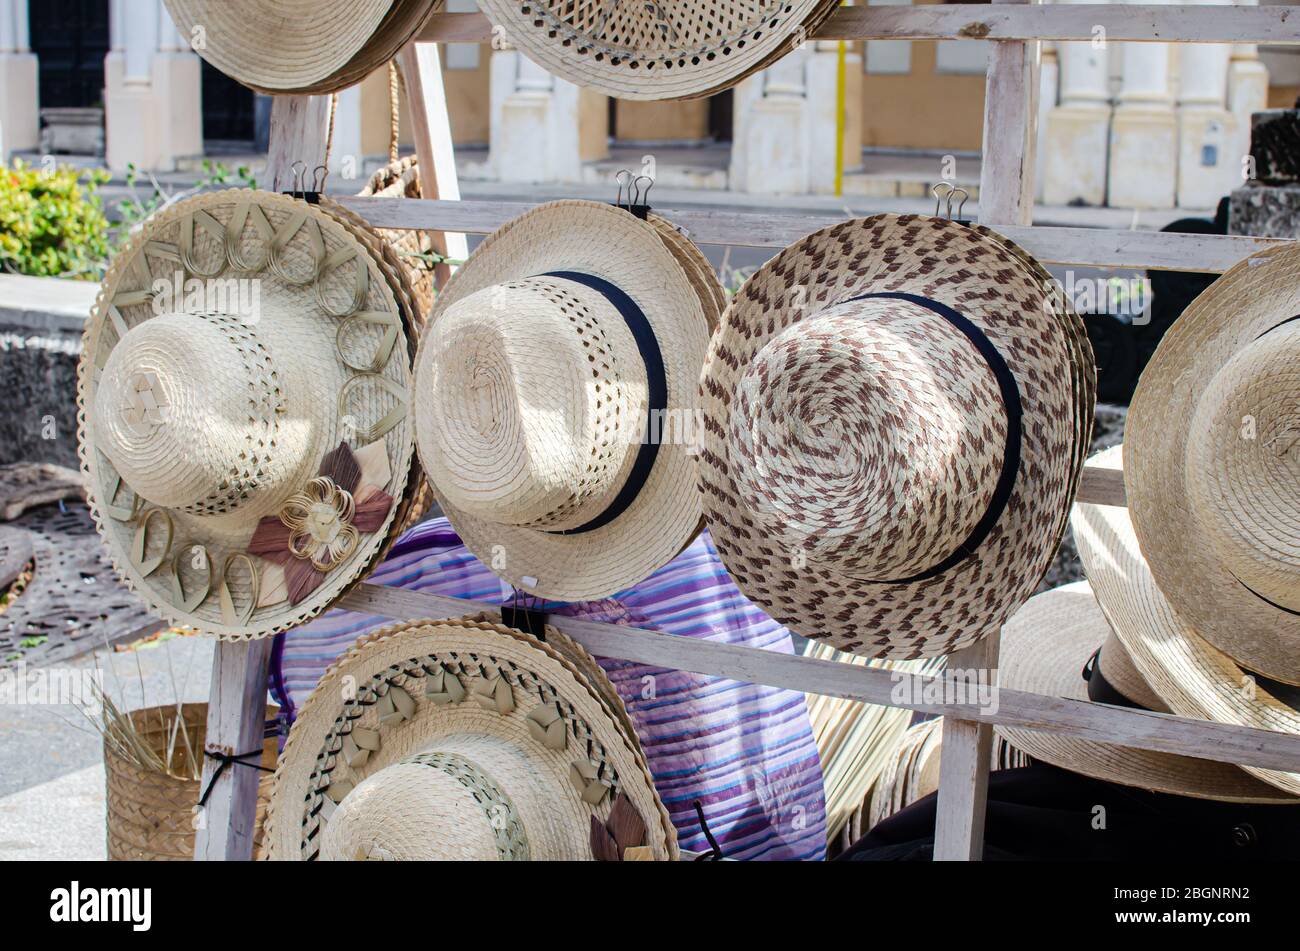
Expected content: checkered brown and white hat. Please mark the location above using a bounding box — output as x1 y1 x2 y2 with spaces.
412 201 718 601
265 615 677 861
698 214 1094 658
77 190 420 640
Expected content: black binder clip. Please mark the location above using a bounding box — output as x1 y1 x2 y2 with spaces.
613 168 652 220
501 586 548 640
278 161 326 204
932 181 971 227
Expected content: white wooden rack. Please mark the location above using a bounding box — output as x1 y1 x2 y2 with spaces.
193 3 1300 862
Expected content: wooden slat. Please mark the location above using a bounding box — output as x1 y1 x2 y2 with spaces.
194 94 330 862
397 41 468 287
420 6 1300 45
335 582 1300 774
933 636 999 861
937 0 1032 858
1078 465 1127 508
332 196 1295 272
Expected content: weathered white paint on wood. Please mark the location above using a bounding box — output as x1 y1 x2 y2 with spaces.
195 95 330 862
333 196 1295 272
1078 465 1128 508
193 636 273 861
335 583 1300 774
420 6 1300 46
934 635 1000 861
397 41 468 288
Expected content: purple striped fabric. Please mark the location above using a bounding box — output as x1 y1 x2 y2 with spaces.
269 518 827 861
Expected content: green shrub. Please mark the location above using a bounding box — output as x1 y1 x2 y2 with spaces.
0 160 111 280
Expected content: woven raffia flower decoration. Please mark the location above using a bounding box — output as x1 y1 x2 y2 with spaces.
283 476 359 570
248 442 394 605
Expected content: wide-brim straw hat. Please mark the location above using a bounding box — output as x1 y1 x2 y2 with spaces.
78 189 418 639
996 580 1295 803
1076 445 1300 796
478 0 839 101
163 0 442 95
412 200 717 601
699 213 1093 658
1125 244 1300 686
265 615 677 860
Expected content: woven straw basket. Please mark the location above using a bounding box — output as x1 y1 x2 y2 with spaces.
104 702 278 861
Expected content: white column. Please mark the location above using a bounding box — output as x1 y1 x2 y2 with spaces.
729 46 812 195
0 0 39 156
1042 0 1112 207
1175 0 1236 208
488 48 581 183
1227 0 1269 185
1034 41 1058 202
105 0 202 172
329 84 365 183
1107 0 1178 208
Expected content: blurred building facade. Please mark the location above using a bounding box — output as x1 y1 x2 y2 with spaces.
0 0 1296 208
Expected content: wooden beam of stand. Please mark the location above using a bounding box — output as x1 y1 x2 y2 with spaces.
194 95 331 861
934 635 999 861
397 41 468 289
335 582 1300 775
333 196 1294 273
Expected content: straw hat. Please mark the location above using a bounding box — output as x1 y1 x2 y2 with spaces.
163 1 442 95
477 0 838 101
78 190 418 639
698 214 1093 658
1125 244 1300 685
1076 445 1300 796
264 615 677 860
995 580 1295 803
412 201 716 600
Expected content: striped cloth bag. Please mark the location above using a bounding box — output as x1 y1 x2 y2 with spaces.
269 518 827 861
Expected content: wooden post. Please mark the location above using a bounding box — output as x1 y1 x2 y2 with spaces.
194 95 331 861
397 40 468 289
932 0 1040 862
933 635 1000 860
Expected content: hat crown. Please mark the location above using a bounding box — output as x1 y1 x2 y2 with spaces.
93 311 311 519
319 737 577 861
729 298 1009 580
1185 323 1300 610
419 276 649 531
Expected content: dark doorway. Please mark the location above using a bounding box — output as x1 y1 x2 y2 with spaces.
201 61 257 147
29 0 109 109
708 90 733 143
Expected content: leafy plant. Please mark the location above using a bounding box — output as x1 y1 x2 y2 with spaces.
0 159 111 279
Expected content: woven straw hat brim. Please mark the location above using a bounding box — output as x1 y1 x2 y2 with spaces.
1076 445 1300 796
699 214 1088 658
263 615 677 860
996 581 1295 803
163 0 395 93
1125 244 1300 685
317 196 436 531
294 0 446 96
646 213 725 334
78 189 416 640
413 201 710 601
478 0 837 101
